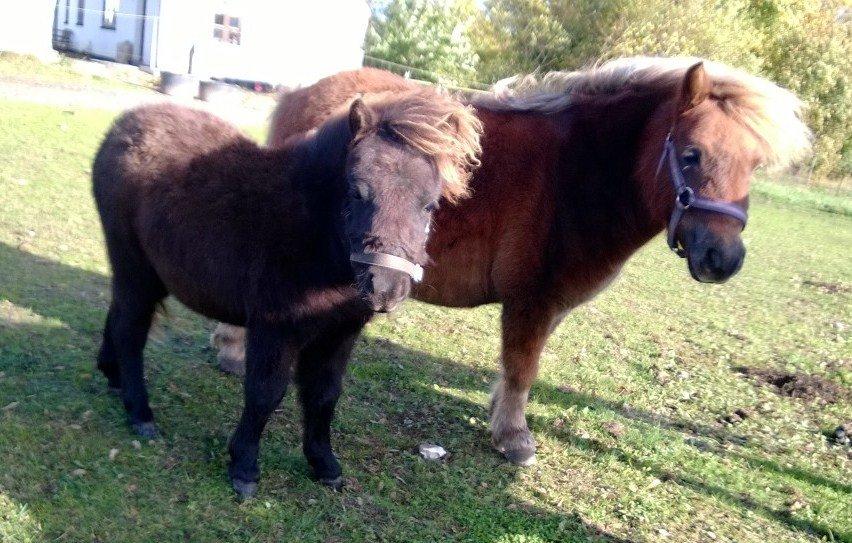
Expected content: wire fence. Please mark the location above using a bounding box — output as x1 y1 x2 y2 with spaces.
362 55 490 95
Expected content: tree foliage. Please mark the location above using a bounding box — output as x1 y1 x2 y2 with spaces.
365 0 480 87
754 0 851 176
365 0 852 177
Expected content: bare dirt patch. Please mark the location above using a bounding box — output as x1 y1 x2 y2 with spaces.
801 279 850 294
735 367 847 403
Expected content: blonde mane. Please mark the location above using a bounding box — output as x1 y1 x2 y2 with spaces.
476 56 812 169
364 88 483 202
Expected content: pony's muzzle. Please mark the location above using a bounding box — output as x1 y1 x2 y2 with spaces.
360 267 411 313
682 220 746 283
350 252 419 312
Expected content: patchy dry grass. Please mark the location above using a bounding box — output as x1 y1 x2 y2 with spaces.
0 99 850 543
0 52 157 93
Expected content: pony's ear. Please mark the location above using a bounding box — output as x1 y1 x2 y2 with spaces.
677 62 711 114
349 97 375 136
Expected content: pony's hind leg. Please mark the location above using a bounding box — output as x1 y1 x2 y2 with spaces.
491 301 562 466
228 323 297 499
295 324 362 489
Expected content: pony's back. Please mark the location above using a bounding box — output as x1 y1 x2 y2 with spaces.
94 104 248 190
269 68 416 147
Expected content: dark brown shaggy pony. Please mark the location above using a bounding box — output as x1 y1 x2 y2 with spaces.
92 93 481 498
213 59 811 467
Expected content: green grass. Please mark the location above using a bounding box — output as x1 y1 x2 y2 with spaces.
753 179 852 217
0 99 850 543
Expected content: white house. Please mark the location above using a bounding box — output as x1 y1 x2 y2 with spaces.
0 1 57 60
51 0 371 87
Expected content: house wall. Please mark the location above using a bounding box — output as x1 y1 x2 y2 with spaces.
139 0 159 66
155 0 370 86
1 0 56 60
54 0 149 64
51 0 370 85
151 0 209 74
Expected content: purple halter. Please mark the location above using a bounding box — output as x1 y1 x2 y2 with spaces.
656 132 748 258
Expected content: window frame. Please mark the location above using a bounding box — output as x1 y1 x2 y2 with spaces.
76 0 85 26
212 13 241 46
101 0 118 30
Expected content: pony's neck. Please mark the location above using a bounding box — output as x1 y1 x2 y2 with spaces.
294 114 353 190
553 88 673 260
282 114 353 263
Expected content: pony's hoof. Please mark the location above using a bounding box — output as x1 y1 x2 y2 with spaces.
218 355 246 377
132 421 159 439
493 429 537 466
231 478 257 500
318 476 344 491
503 447 537 466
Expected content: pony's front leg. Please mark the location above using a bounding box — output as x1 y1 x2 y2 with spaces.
296 323 363 489
228 323 296 499
491 301 562 466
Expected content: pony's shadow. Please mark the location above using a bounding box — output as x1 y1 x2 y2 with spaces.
0 241 631 542
0 241 846 542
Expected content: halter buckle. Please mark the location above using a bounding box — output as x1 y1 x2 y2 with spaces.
676 186 695 208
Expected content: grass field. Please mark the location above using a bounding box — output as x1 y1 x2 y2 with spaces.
0 99 849 543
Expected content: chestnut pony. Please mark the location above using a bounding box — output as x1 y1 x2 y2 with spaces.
92 92 481 497
213 58 811 466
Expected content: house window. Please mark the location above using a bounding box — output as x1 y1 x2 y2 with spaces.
213 14 241 45
101 0 118 29
76 0 84 25
64 0 70 24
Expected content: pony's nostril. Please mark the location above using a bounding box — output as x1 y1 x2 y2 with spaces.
706 248 724 274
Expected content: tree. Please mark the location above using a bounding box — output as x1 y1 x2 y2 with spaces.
472 0 574 83
753 0 852 177
365 0 481 87
471 0 851 177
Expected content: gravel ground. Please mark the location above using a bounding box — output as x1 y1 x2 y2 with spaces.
0 79 275 127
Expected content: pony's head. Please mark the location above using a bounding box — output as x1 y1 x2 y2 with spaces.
343 89 482 312
479 56 810 284
643 59 811 282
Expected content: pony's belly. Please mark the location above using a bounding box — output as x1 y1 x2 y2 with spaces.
158 269 247 325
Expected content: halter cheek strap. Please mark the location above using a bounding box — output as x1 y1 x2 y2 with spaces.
350 252 425 283
656 133 748 258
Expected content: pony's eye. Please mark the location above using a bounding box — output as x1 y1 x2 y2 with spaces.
682 147 701 167
424 201 439 213
351 183 369 201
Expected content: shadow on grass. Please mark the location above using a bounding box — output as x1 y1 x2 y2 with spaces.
1 241 847 542
0 241 110 333
0 241 636 542
358 340 849 542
